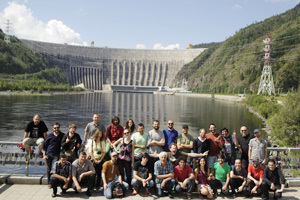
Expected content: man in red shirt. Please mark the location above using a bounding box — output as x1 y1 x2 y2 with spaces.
174 157 195 200
105 116 124 159
205 123 224 173
247 157 264 198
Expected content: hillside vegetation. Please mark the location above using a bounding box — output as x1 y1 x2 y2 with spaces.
176 3 300 94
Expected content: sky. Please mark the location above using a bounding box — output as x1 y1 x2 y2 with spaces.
0 0 299 49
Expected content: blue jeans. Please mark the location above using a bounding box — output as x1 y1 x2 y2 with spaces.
46 152 59 183
156 179 175 197
131 178 154 190
103 180 129 199
175 179 195 195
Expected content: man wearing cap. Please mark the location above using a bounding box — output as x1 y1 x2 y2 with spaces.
247 157 264 198
177 124 193 154
102 152 129 199
249 129 267 166
163 120 178 151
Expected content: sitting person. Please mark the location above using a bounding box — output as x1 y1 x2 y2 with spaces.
210 153 230 198
154 151 175 198
174 157 195 200
194 157 213 199
262 158 285 200
230 159 247 197
50 154 72 197
102 152 129 199
72 152 96 196
247 157 264 197
131 152 154 195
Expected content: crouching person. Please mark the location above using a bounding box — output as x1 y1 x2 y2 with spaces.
132 152 154 195
51 154 72 197
174 157 195 200
154 151 175 198
230 159 247 197
72 152 96 196
102 152 129 199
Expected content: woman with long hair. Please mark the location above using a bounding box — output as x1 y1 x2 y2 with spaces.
125 119 136 134
89 129 106 188
113 128 135 189
194 157 213 199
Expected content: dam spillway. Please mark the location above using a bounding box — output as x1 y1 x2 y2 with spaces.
20 39 205 90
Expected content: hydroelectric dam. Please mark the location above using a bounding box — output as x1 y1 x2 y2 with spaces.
21 39 205 91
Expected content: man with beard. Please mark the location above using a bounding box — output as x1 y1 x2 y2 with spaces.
23 114 48 158
72 152 96 196
205 123 224 173
221 127 236 166
177 124 193 154
43 123 65 186
102 152 129 199
249 129 267 166
106 116 124 157
236 126 254 169
61 124 82 163
230 159 247 197
148 120 165 154
262 159 285 200
83 113 106 152
193 128 210 157
210 154 231 198
247 157 264 198
163 120 178 151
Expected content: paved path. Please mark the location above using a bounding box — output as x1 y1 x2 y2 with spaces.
0 184 300 200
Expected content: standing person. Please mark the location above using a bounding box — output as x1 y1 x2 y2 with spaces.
113 128 134 189
43 123 64 186
236 126 254 169
221 127 236 166
154 151 175 198
177 124 193 154
132 123 148 162
174 157 195 200
23 114 48 158
72 152 96 196
210 154 231 198
230 159 247 197
83 113 106 152
194 157 213 199
249 129 267 166
247 157 264 198
262 159 285 200
102 152 129 199
205 123 224 173
193 128 210 157
50 154 72 197
131 153 154 195
125 119 136 134
163 120 178 151
89 129 106 189
106 116 124 157
61 124 82 163
148 120 165 154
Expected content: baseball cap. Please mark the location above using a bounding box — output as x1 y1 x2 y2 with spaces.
254 129 260 133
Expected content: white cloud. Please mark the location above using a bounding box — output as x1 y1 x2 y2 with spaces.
153 43 180 49
0 2 87 46
136 43 147 49
233 4 242 9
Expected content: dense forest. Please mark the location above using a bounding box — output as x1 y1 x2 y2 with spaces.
176 3 300 94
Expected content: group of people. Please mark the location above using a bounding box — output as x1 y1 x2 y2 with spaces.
22 114 286 199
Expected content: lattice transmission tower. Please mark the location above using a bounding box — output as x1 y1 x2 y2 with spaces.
4 20 11 44
257 33 275 95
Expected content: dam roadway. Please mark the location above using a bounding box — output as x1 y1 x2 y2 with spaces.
20 39 205 90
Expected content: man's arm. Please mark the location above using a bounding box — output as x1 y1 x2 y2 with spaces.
156 173 174 179
72 175 81 192
83 131 88 145
181 141 193 149
263 146 267 164
187 150 209 157
248 146 252 161
24 132 29 139
230 171 243 180
43 132 47 139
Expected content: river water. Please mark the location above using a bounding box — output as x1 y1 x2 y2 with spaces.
0 92 264 175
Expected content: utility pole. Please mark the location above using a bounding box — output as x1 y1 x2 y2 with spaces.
257 33 275 95
4 20 11 44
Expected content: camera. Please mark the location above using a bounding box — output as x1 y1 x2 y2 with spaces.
97 151 102 154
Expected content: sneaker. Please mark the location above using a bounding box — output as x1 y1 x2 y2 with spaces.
61 189 67 194
132 189 138 195
187 195 192 200
168 193 174 199
86 190 91 196
145 188 151 194
213 193 218 198
52 193 56 198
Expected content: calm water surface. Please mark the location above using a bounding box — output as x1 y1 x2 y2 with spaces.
0 92 264 174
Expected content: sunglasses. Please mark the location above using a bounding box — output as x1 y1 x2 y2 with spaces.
168 123 174 125
241 130 247 132
252 161 259 163
124 132 130 134
53 127 60 129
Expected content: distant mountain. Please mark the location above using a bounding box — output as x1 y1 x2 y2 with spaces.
176 3 300 93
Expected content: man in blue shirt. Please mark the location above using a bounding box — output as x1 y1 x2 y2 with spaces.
43 123 65 185
163 120 178 151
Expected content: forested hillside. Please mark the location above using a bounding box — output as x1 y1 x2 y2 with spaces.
176 3 300 93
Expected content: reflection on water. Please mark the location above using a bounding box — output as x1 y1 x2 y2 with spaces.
0 92 264 174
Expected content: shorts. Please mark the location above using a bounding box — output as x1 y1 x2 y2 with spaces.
86 138 92 148
197 184 212 192
207 156 218 168
23 137 44 146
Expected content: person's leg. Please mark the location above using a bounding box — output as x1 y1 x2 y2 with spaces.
186 179 195 196
120 181 129 194
166 179 175 194
117 159 125 182
51 177 60 195
124 161 132 188
104 181 115 199
221 181 230 195
23 138 34 155
46 153 54 184
147 180 154 190
261 182 270 199
87 174 96 191
210 179 222 195
36 137 44 155
131 178 142 191
156 184 163 197
175 183 182 193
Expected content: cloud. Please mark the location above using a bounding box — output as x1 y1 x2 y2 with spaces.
0 2 87 46
233 4 242 9
75 7 87 17
153 43 180 49
136 43 147 49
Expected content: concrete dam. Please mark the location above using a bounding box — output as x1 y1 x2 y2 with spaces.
20 39 205 91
